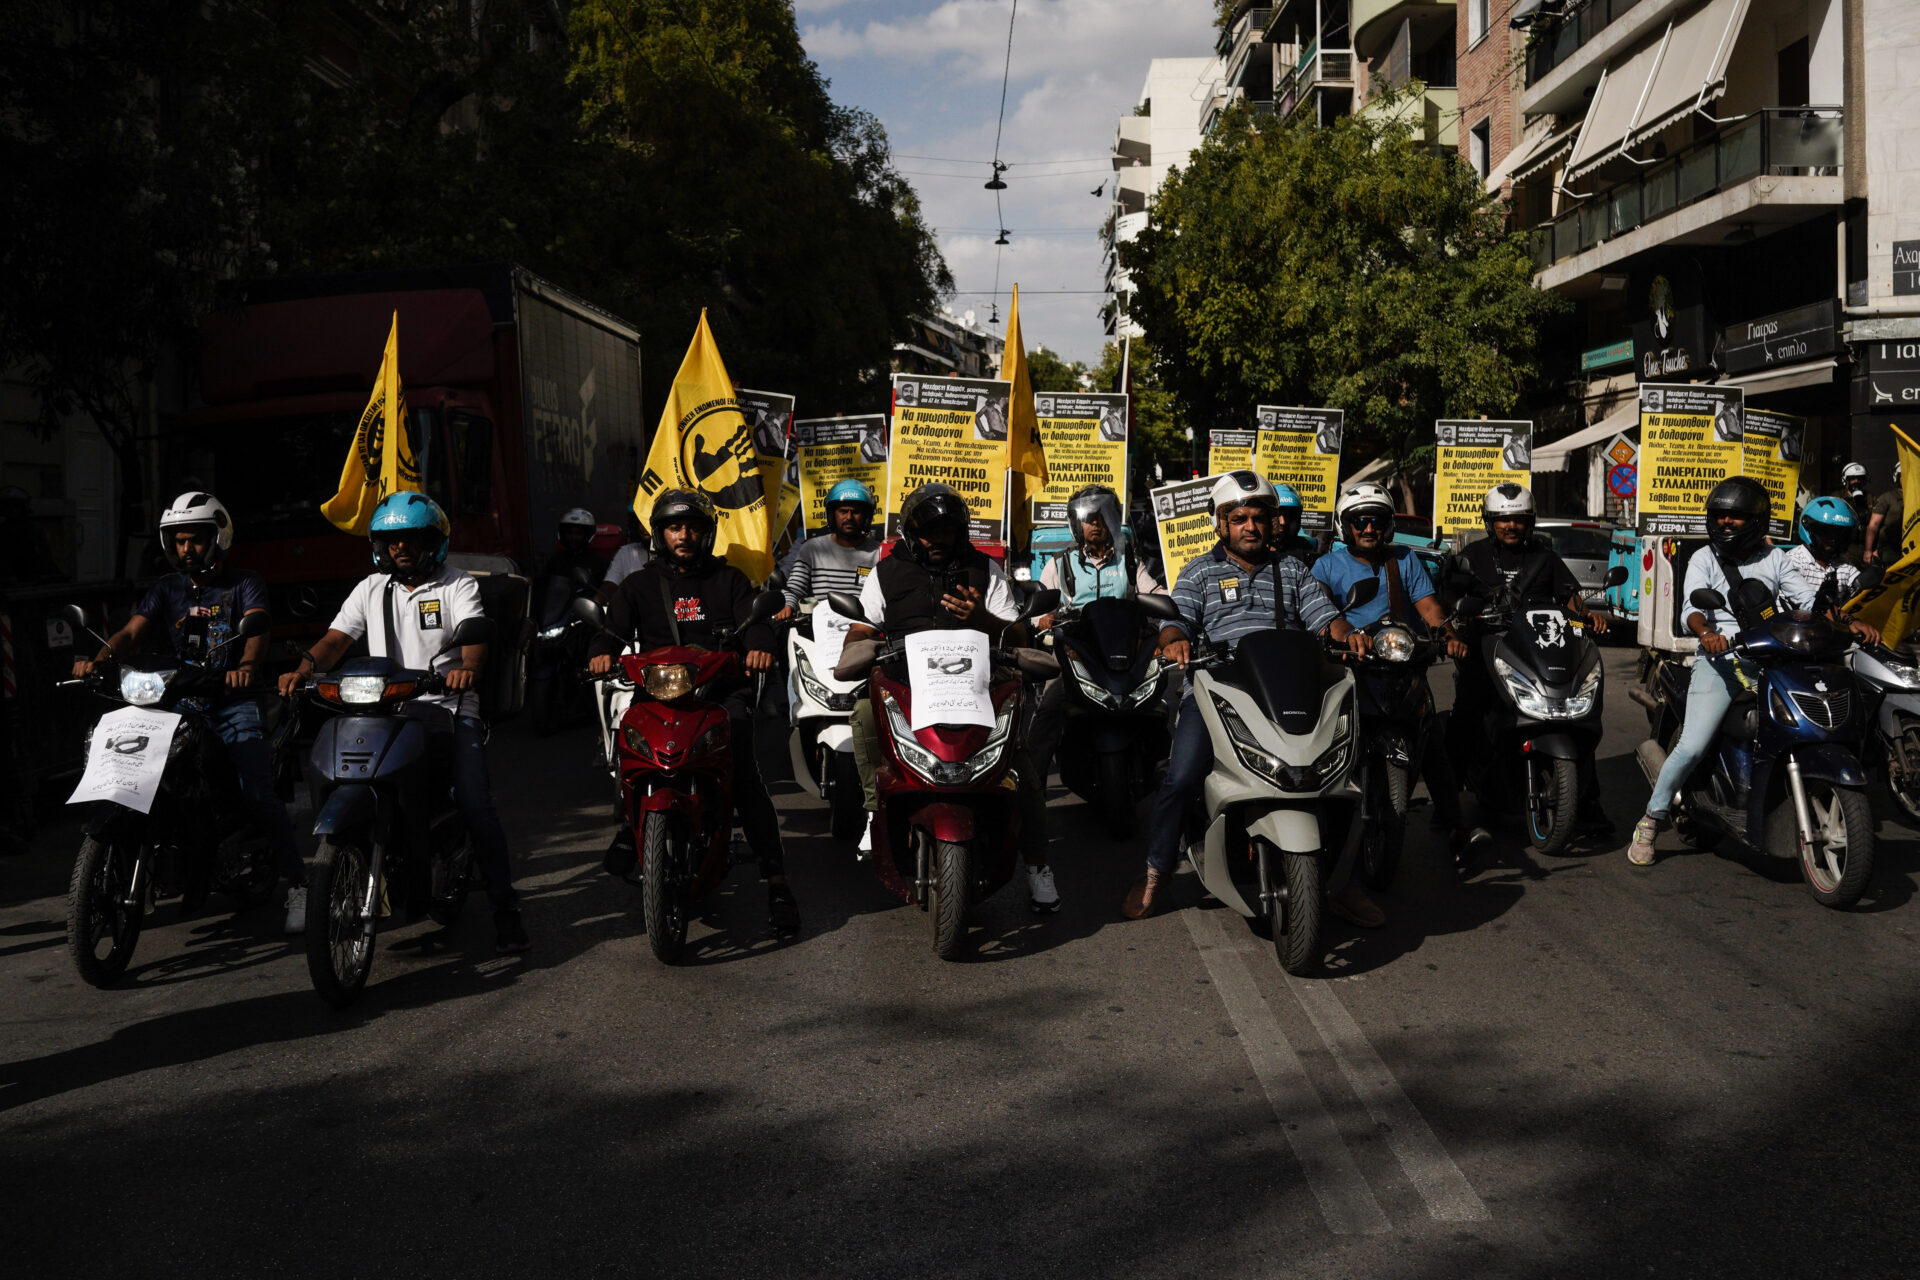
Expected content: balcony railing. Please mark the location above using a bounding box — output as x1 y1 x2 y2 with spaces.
1223 7 1277 85
1529 107 1843 271
1277 40 1355 117
1524 0 1645 87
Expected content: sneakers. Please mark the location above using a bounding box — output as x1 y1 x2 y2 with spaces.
283 884 307 934
857 813 873 859
1628 814 1665 866
768 881 800 935
493 904 531 953
1121 868 1169 920
1026 863 1060 913
1449 826 1492 868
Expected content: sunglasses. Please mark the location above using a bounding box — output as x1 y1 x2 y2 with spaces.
1348 515 1390 530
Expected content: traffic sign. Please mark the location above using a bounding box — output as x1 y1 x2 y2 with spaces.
1608 463 1637 498
1606 435 1636 467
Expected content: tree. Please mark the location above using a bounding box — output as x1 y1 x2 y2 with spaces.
1119 99 1566 495
1027 346 1088 393
1096 336 1185 482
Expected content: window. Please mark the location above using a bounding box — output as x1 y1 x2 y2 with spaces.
1470 119 1492 179
1469 0 1490 46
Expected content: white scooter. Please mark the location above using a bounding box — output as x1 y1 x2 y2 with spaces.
592 639 636 817
785 598 868 841
1849 641 1920 823
1180 579 1376 976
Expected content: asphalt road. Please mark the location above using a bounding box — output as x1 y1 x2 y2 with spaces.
6 647 1920 1278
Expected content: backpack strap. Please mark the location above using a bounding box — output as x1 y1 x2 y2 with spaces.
381 579 402 663
655 572 683 646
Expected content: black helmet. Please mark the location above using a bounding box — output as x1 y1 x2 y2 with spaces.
649 488 718 559
900 483 970 540
1705 476 1770 559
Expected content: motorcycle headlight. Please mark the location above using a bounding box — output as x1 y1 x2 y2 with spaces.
1769 687 1797 725
1875 658 1920 689
1564 665 1602 718
882 692 1007 785
1212 693 1285 784
1013 564 1033 582
1372 626 1415 663
1124 658 1165 708
1067 653 1118 708
643 663 695 701
118 669 174 706
621 722 657 761
794 652 833 707
538 622 569 642
1495 656 1571 719
691 723 728 758
338 675 389 705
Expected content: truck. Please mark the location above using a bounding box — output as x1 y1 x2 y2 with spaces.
167 262 646 711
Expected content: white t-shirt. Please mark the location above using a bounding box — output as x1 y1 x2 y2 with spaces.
328 566 486 711
857 557 1019 629
603 542 650 587
1681 545 1805 636
1782 543 1860 605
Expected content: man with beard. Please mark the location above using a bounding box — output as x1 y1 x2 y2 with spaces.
776 480 881 616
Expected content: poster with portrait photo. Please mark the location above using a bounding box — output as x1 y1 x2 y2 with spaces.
1028 391 1129 524
887 375 1013 542
1253 407 1342 532
794 414 889 537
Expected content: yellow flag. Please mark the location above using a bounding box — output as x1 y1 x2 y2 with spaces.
1844 423 1920 642
998 285 1050 540
321 311 419 535
633 311 772 580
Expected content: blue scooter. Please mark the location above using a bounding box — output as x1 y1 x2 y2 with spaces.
1641 577 1875 908
296 615 494 1007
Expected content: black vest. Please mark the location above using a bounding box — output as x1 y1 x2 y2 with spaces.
876 543 993 636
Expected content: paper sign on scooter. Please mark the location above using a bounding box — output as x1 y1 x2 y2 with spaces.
810 601 857 672
904 630 993 731
68 705 181 815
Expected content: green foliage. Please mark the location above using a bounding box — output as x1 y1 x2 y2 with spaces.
1027 346 1088 393
1119 98 1566 491
1095 336 1186 479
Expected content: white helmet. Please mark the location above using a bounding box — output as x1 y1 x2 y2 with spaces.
1482 481 1536 530
1843 463 1868 483
157 491 234 571
1210 469 1278 517
1336 481 1396 543
559 507 596 530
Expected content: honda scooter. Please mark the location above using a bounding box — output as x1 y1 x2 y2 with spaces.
297 616 493 1008
1848 640 1920 823
1044 593 1179 837
784 597 868 841
1639 578 1875 907
828 588 1059 961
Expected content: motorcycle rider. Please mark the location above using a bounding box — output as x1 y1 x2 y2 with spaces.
597 512 651 604
1447 481 1614 840
1865 463 1905 568
1270 482 1320 565
1837 462 1873 531
1627 479 1873 866
841 482 1060 912
541 507 609 587
74 492 307 931
1028 483 1167 784
776 479 882 618
278 492 530 952
1786 496 1877 642
1313 482 1490 859
1123 471 1373 923
587 489 799 934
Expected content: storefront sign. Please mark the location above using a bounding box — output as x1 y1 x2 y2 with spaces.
1895 241 1920 297
1581 340 1634 372
1433 420 1532 535
1632 303 1714 382
1253 406 1342 532
1636 382 1743 536
1853 341 1920 414
1720 299 1840 376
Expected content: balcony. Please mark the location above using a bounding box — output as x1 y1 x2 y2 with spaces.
1202 85 1245 135
1524 0 1648 89
1364 83 1459 149
1220 8 1276 87
1114 165 1153 216
1112 116 1150 167
1530 107 1843 287
1352 0 1453 60
1277 40 1356 119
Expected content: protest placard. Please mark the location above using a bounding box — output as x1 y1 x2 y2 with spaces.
1254 407 1342 531
1150 475 1220 587
794 414 889 537
1741 408 1804 539
1434 420 1533 534
1030 392 1128 524
1637 383 1743 536
887 375 1012 542
1208 429 1255 476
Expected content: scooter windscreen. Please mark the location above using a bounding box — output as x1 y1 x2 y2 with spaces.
1498 605 1588 689
1219 629 1339 736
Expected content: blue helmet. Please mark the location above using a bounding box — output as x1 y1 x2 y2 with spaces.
368 491 450 573
1271 483 1303 513
1799 494 1856 558
825 479 875 510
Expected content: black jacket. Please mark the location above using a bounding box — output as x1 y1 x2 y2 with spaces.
590 556 774 659
873 542 994 637
1456 535 1580 607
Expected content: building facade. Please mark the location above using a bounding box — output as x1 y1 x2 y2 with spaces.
1104 56 1219 340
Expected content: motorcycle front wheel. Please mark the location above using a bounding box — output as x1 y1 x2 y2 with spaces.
642 811 689 963
1096 752 1134 839
1268 846 1321 977
1794 782 1875 909
1526 755 1579 856
68 834 144 987
307 839 376 1008
931 838 970 961
1357 758 1409 890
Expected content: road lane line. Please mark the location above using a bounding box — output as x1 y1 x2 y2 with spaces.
1282 973 1490 1222
1183 909 1391 1235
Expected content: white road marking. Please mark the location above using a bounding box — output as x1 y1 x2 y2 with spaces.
1183 909 1391 1235
1283 972 1491 1222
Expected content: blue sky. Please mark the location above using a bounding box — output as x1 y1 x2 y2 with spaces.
797 0 1216 366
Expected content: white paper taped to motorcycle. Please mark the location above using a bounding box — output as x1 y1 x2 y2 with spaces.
68 705 182 814
904 629 994 730
810 601 858 672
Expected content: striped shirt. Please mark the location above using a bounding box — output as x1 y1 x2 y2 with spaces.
1166 544 1341 648
782 534 881 606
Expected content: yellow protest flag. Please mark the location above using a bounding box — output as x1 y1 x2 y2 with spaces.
998 285 1050 540
633 310 772 580
1845 423 1920 642
321 311 419 535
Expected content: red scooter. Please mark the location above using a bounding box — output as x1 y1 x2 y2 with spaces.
829 589 1059 960
575 589 780 963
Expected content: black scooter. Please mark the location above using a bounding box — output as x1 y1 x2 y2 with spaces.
296 616 493 1008
1347 617 1444 889
1045 593 1182 837
1455 565 1626 855
525 568 596 735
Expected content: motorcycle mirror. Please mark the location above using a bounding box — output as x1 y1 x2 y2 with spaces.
569 594 612 633
1857 565 1887 593
1134 593 1182 623
1342 578 1379 612
764 570 787 596
441 616 496 653
1457 594 1486 617
1604 564 1629 587
61 602 112 651
1689 587 1729 613
1022 587 1062 619
748 588 783 625
825 591 866 623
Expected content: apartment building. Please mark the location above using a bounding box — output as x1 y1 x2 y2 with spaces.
891 308 1007 380
1104 56 1219 339
1249 0 1458 146
1496 0 1920 508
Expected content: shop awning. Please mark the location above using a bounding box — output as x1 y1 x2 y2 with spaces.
1491 119 1580 188
1565 0 1753 180
1718 357 1838 396
1533 406 1637 472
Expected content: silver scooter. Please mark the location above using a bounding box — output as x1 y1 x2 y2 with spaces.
1849 641 1920 823
1180 579 1376 976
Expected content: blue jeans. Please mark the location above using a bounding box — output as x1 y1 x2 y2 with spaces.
208 698 304 884
1146 694 1213 874
1646 654 1747 819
